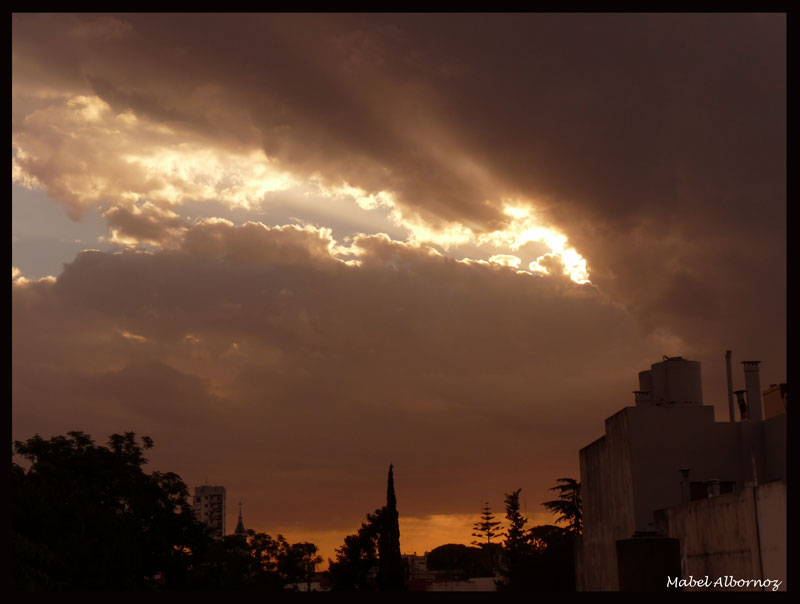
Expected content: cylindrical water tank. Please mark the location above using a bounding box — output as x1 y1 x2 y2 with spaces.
638 370 653 392
650 356 703 405
743 361 763 421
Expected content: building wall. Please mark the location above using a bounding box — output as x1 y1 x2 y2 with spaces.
756 480 786 589
578 404 785 591
760 414 787 482
762 384 786 419
578 410 636 591
616 535 681 591
654 480 785 591
578 357 785 592
626 405 744 532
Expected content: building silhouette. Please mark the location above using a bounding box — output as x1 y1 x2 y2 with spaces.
763 383 787 419
194 485 226 539
577 355 786 591
234 502 247 539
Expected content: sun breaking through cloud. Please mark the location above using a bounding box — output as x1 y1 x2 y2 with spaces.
13 92 593 284
12 13 784 564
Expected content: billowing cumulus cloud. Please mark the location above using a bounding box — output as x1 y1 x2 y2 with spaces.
12 13 785 556
102 202 186 247
14 222 663 550
12 15 784 335
12 91 296 217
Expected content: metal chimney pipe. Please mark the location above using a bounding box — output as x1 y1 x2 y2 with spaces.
726 350 735 422
742 361 763 422
734 390 748 420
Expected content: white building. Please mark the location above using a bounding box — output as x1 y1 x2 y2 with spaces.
577 355 786 591
194 485 226 539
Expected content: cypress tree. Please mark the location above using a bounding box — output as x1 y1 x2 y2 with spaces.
377 464 406 591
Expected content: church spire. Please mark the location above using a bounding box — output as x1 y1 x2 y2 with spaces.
234 501 246 538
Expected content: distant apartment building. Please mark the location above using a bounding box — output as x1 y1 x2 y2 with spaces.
194 485 226 539
577 355 786 591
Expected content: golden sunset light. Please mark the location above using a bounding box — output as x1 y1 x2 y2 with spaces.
12 12 784 593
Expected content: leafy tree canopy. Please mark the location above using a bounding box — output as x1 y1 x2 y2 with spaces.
328 508 382 591
190 530 322 591
11 431 209 590
541 478 582 535
12 431 325 591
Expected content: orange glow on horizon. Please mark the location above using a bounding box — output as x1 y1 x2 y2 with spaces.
262 510 559 570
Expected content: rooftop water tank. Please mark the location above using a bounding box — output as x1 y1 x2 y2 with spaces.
649 356 703 406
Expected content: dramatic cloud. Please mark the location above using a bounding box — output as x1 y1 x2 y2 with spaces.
12 13 785 557
12 91 296 216
13 222 662 549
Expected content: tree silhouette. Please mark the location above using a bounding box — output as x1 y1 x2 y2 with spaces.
527 525 576 590
12 430 326 591
503 489 528 550
541 478 582 535
496 488 537 591
280 541 324 591
328 509 382 590
11 431 209 590
190 532 276 590
377 464 406 591
426 544 492 579
329 465 409 591
471 501 502 546
470 500 503 577
188 530 322 590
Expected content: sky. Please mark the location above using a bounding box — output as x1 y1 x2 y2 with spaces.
12 13 785 562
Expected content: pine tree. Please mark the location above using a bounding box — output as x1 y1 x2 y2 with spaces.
498 488 536 591
503 489 528 550
377 464 406 591
471 501 502 546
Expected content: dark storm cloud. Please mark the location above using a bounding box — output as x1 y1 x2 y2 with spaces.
12 14 785 364
12 14 784 221
13 222 660 532
12 13 785 549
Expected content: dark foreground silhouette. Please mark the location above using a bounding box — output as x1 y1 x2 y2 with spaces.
11 431 320 590
12 430 579 591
